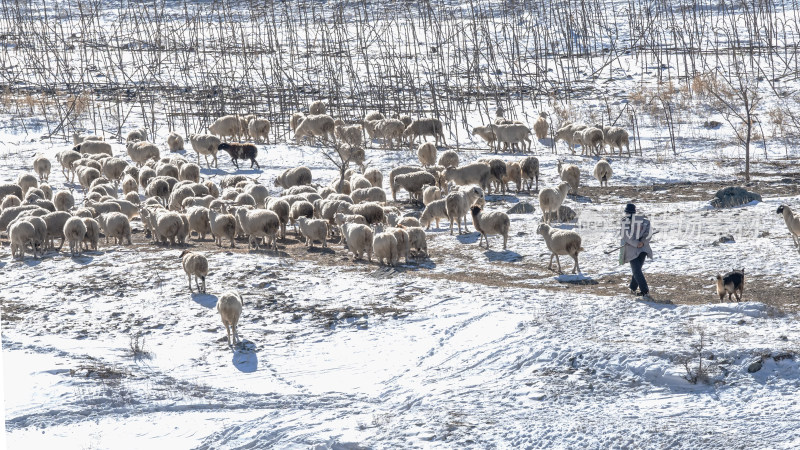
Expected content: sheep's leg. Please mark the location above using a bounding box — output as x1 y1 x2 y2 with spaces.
484 234 490 250
224 323 231 346
503 233 507 250
555 254 563 274
572 254 580 274
187 273 194 293
547 253 554 270
449 216 455 235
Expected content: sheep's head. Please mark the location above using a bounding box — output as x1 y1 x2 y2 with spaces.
470 205 482 216
776 205 786 214
73 144 82 152
536 223 550 236
179 249 190 259
540 112 549 118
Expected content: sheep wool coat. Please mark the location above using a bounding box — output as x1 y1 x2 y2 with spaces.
620 214 653 264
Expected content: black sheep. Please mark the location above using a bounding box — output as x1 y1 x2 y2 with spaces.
218 143 260 170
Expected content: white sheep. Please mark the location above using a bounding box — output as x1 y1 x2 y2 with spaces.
0 185 22 206
422 185 442 205
596 125 631 156
554 123 587 153
593 158 613 187
56 150 82 182
776 205 800 250
81 217 100 251
17 173 38 198
579 127 604 156
74 140 112 156
72 132 104 145
416 142 437 167
445 185 485 235
208 206 236 248
502 161 523 194
126 128 147 142
403 118 447 146
387 226 410 264
309 100 327 115
216 291 243 346
471 125 497 151
76 166 101 192
98 212 132 245
152 210 183 246
402 225 427 258
489 123 532 153
557 160 580 193
267 198 290 239
350 174 372 191
1 195 21 210
372 231 398 266
350 187 387 204
290 112 305 133
63 217 87 256
538 182 571 223
533 112 549 140
248 118 271 144
393 171 436 203
294 114 336 144
274 166 312 189
189 134 221 168
388 165 423 201
208 115 242 141
470 205 510 250
126 141 160 167
180 250 208 293
236 207 280 250
342 222 373 261
420 198 448 230
297 217 328 248
32 155 51 181
537 223 584 274
437 150 459 168
335 124 364 148
167 132 185 152
9 220 39 259
374 119 406 149
444 162 491 191
178 163 201 183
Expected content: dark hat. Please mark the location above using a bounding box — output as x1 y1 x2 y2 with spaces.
624 203 636 214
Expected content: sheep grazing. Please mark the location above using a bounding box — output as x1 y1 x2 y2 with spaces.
595 125 631 156
153 210 184 246
188 134 221 169
0 183 24 205
533 112 549 140
388 165 423 201
290 112 305 133
42 211 72 250
1 195 21 210
32 155 51 181
351 187 387 204
0 205 43 232
338 202 385 226
417 142 437 167
167 132 185 152
180 250 209 293
101 157 129 187
72 132 104 145
520 156 540 192
437 150 459 168
393 171 436 203
445 185 485 235
335 124 364 148
297 217 328 248
554 123 587 153
400 225 428 258
471 205 510 250
472 125 497 152
503 161 523 194
248 118 271 144
364 111 385 122
538 182 571 223
208 206 237 248
537 223 584 274
294 114 336 144
9 220 40 260
126 128 147 142
776 205 800 250
208 115 242 141
266 198 290 239
186 206 212 240
403 118 447 146
716 269 745 302
98 212 132 245
275 166 313 189
216 291 244 346
342 222 374 261
372 231 398 266
309 100 327 115
63 217 87 257
593 158 613 187
557 160 580 194
579 127 604 156
218 143 260 170
489 123 532 153
82 217 100 251
289 201 314 232
373 119 406 149
56 150 82 181
126 141 160 167
17 173 38 198
74 140 112 156
444 162 491 192
422 185 442 205
387 226 410 264
479 158 508 195
363 168 383 189
178 163 201 183
334 212 368 241
337 145 366 169
76 166 101 192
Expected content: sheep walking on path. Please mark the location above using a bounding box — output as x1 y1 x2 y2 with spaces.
537 223 584 274
180 250 208 294
217 291 243 346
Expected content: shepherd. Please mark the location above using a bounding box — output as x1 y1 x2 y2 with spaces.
620 203 654 301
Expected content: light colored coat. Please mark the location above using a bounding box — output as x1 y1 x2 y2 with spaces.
620 214 653 263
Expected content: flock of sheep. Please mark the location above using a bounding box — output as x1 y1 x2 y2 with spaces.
3 100 800 344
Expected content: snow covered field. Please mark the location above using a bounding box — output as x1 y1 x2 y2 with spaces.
3 0 800 448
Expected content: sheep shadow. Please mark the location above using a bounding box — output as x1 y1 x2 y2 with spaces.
538 137 555 147
0 261 5 269
232 340 258 373
569 193 593 204
485 194 517 203
455 232 480 244
192 293 218 309
71 254 95 265
556 273 598 285
306 246 335 255
484 249 523 262
22 258 42 267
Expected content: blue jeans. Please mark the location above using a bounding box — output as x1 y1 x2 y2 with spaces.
629 252 649 294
